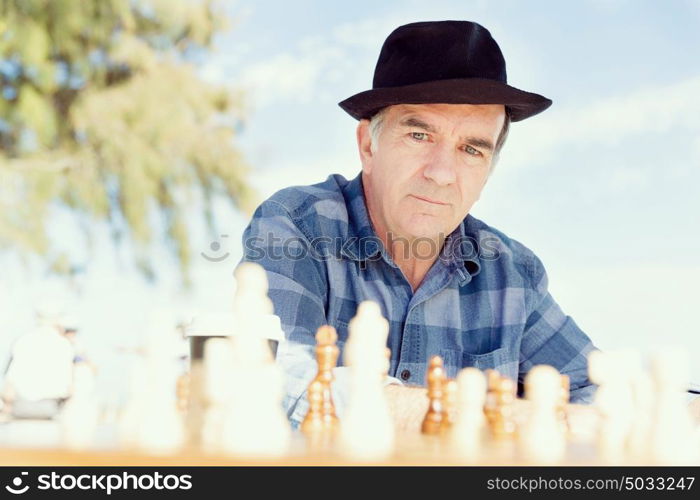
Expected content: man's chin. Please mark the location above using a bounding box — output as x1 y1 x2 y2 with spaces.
394 222 449 242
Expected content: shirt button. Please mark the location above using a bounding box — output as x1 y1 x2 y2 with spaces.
400 369 411 381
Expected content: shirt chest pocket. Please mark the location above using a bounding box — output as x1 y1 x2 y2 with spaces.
440 345 513 379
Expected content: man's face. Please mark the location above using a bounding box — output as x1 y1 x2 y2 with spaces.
358 103 505 242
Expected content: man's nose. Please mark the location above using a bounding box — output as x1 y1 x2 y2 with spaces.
422 144 457 186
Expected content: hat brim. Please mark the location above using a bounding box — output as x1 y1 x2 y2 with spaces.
338 78 552 122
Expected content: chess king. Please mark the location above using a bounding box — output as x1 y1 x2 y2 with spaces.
239 20 598 429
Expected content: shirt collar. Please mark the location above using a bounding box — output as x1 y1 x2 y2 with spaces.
340 173 481 283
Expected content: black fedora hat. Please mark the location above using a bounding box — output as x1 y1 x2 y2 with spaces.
338 20 552 122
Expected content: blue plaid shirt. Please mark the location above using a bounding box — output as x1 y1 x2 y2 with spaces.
240 173 597 427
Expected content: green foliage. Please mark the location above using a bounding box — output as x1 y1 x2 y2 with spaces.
0 0 254 283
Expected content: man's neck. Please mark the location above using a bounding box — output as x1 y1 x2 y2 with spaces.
362 175 446 291
385 236 443 292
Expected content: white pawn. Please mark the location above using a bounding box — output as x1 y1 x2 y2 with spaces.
118 357 148 450
232 263 275 363
220 262 291 457
623 352 653 459
589 350 634 462
340 301 395 460
120 354 186 455
649 348 698 464
201 338 234 454
60 363 99 450
137 313 186 455
221 363 290 457
520 365 566 463
450 368 488 460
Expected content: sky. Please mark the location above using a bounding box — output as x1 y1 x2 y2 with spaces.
1 0 699 399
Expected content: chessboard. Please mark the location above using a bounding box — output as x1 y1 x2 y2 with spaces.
1 263 698 466
0 402 603 466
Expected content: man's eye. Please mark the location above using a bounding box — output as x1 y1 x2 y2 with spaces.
410 132 429 141
464 145 482 156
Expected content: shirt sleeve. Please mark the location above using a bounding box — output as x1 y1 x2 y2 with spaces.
519 253 598 404
239 199 348 428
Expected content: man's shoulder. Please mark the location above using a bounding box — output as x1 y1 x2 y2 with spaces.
254 174 354 239
465 214 544 278
266 174 350 216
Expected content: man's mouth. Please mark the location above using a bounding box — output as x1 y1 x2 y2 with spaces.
410 194 448 206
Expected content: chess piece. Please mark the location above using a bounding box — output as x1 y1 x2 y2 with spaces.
187 308 284 450
231 262 275 363
301 380 326 433
138 319 187 455
201 338 234 454
301 380 335 452
589 350 634 463
450 367 488 459
557 374 569 432
118 357 146 450
483 369 501 428
301 325 340 435
118 309 186 455
221 363 290 457
624 352 653 458
220 263 291 457
520 365 566 463
442 379 458 432
339 301 395 460
649 348 699 464
421 356 447 435
490 376 517 439
60 363 99 450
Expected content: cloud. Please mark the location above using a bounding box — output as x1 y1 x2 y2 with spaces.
200 41 253 84
330 17 400 50
237 46 344 107
228 16 401 109
232 12 700 173
504 74 700 170
230 14 418 108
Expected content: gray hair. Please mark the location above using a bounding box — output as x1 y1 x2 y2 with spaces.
368 108 389 154
367 107 511 171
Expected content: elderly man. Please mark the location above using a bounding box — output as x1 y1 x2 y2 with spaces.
240 20 597 429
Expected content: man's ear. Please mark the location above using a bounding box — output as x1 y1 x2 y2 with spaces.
356 119 373 171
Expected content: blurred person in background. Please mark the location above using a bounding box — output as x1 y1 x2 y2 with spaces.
1 304 75 420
